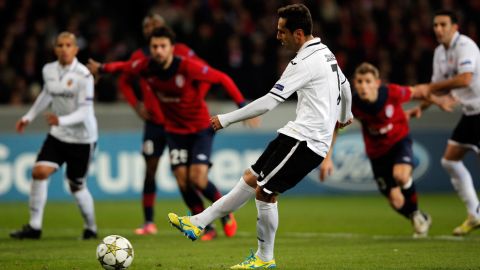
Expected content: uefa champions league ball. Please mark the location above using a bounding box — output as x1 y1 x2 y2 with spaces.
96 235 134 270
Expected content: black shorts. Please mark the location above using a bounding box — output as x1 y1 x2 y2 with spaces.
165 127 214 169
251 133 324 194
450 114 480 153
36 134 96 185
142 121 167 158
369 136 413 196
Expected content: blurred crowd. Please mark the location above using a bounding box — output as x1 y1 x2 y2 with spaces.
1 0 479 104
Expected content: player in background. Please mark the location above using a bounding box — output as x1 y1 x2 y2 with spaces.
10 32 98 240
90 26 259 241
410 10 480 236
167 4 353 269
87 13 213 237
320 62 455 238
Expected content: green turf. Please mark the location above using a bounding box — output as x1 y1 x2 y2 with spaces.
1 194 479 270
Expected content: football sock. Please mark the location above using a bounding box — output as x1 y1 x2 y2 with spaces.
142 192 155 223
200 181 223 202
255 199 278 262
441 159 480 218
73 187 97 232
179 187 205 215
397 178 418 218
29 179 48 230
191 177 255 228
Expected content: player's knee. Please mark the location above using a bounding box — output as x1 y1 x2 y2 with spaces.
393 172 410 186
243 169 258 188
68 178 85 193
32 167 52 180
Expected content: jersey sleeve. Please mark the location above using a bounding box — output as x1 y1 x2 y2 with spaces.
456 41 477 74
388 84 412 104
431 49 443 83
268 61 310 102
186 59 246 106
23 66 53 122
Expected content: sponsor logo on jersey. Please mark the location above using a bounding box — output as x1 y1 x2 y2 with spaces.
66 79 73 87
50 92 75 98
305 133 430 191
175 74 185 88
273 84 284 91
325 53 336 62
385 104 394 118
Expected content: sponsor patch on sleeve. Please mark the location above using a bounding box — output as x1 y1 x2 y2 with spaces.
273 84 284 91
460 60 472 66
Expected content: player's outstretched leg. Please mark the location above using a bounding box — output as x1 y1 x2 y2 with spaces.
230 250 276 269
167 213 204 241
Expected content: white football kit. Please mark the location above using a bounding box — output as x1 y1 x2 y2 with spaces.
22 58 98 143
432 31 480 116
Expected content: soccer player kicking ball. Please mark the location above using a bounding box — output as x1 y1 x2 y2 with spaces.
10 32 98 240
168 4 353 269
321 62 455 238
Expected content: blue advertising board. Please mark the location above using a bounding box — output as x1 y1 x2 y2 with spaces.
0 130 478 201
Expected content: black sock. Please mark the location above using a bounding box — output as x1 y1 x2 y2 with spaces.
179 187 205 215
396 182 418 218
200 181 222 203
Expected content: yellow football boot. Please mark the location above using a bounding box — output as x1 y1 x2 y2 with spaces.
167 213 203 241
230 251 276 269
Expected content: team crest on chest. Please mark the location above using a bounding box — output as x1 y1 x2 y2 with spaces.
66 79 74 88
175 74 185 88
385 104 394 118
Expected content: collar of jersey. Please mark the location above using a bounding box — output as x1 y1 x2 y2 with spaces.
298 37 321 53
447 31 460 50
57 57 78 72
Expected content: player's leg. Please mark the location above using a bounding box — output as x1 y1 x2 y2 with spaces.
441 114 480 235
66 142 97 239
233 135 323 269
135 122 166 235
10 135 62 239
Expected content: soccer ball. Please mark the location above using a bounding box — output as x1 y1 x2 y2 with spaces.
96 235 134 270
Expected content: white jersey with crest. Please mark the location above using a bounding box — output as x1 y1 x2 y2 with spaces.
432 32 480 115
23 58 98 143
268 37 350 157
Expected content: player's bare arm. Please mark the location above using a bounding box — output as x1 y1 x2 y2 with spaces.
87 58 102 76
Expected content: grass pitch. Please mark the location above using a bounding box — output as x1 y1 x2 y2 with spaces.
1 194 479 270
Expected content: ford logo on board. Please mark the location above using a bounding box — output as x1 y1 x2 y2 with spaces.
306 133 430 191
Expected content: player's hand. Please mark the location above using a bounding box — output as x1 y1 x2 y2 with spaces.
430 94 458 112
319 157 335 182
15 118 29 133
45 112 59 126
411 84 430 98
87 58 102 76
210 115 223 131
243 116 261 128
404 107 422 120
337 119 353 129
134 103 150 121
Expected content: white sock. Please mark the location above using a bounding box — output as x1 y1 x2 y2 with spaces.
73 187 97 232
29 179 48 230
255 199 278 262
441 158 480 218
191 177 255 228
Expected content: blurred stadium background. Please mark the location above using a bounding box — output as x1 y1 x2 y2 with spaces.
0 0 479 201
1 1 480 269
